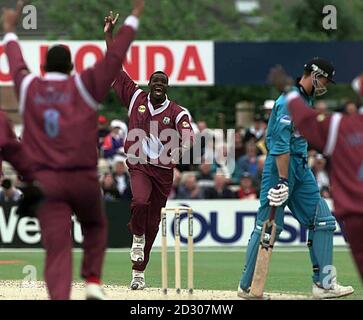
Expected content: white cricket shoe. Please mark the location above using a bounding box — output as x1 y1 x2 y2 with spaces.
130 270 146 290
85 283 107 300
312 277 354 299
237 285 270 300
130 234 145 264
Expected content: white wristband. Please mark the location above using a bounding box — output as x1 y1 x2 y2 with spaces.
3 32 18 45
124 15 139 30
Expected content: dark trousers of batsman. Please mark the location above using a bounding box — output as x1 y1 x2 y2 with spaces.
127 161 173 272
36 169 107 300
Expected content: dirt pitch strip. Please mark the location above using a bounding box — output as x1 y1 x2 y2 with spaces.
0 280 311 300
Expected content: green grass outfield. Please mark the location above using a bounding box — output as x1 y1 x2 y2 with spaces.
0 247 362 299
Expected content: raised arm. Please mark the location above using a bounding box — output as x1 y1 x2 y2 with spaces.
104 11 139 108
79 0 144 107
104 11 120 49
2 1 30 97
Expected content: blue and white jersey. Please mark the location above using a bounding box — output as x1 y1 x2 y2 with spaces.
265 86 313 157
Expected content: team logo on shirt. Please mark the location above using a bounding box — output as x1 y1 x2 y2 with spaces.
182 121 190 128
138 105 146 113
317 114 326 122
163 117 171 125
142 134 164 159
280 115 291 125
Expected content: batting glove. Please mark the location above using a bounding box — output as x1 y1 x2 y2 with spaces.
267 178 289 207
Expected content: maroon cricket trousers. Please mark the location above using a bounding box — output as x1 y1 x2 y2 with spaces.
338 214 363 281
127 161 173 272
36 169 107 300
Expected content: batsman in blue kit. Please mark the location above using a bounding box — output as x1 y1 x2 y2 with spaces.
238 58 354 299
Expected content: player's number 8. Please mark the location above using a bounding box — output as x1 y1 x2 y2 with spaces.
44 109 60 138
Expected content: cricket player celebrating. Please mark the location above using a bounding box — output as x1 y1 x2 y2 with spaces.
2 0 144 300
104 13 195 290
238 58 354 299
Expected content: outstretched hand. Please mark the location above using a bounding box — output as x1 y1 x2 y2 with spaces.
103 0 144 34
268 65 294 92
104 11 119 34
132 0 145 18
1 0 25 33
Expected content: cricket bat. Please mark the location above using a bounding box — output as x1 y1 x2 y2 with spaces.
250 207 277 298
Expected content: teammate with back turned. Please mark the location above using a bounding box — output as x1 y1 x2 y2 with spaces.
104 13 195 290
268 65 363 281
237 57 354 299
1 0 145 300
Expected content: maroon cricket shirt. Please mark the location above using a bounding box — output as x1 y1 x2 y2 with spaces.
112 71 195 169
286 91 363 217
4 19 137 171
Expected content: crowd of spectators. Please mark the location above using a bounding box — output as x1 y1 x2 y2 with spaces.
0 178 22 202
94 96 353 202
0 176 23 203
0 98 357 203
